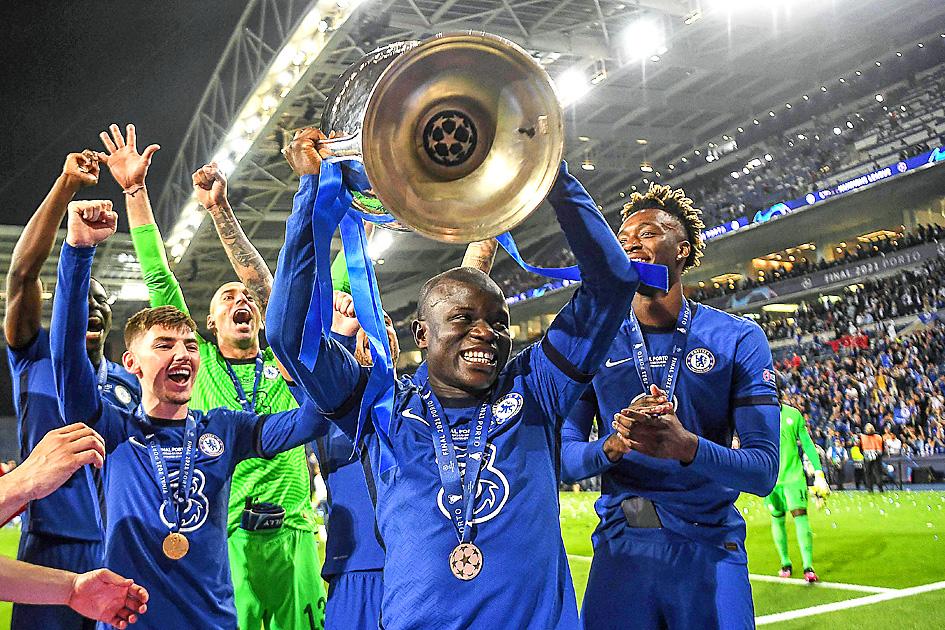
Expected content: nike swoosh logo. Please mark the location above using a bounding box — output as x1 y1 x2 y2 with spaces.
605 357 634 368
402 408 429 426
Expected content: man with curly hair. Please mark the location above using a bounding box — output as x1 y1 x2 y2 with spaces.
561 183 780 629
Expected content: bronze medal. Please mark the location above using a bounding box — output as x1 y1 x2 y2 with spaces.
162 532 190 560
449 542 483 580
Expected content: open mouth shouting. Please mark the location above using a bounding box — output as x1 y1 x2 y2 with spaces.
166 364 193 387
232 307 254 328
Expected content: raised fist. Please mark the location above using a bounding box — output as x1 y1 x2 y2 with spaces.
98 123 160 191
62 150 101 188
192 162 228 211
66 200 118 248
331 290 360 337
282 128 334 176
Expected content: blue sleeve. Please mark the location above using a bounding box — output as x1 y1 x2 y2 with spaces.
50 243 104 425
560 388 613 484
686 322 779 495
248 397 333 460
525 162 640 420
266 175 365 419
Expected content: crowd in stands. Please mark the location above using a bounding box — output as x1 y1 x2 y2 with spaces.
759 248 945 341
690 63 945 228
779 321 945 465
691 223 945 303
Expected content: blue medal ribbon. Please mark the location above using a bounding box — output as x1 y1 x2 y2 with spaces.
222 354 264 413
139 408 198 535
626 300 691 403
494 232 669 292
421 388 492 544
95 358 108 390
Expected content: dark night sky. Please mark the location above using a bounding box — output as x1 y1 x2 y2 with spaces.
0 2 247 223
0 3 247 423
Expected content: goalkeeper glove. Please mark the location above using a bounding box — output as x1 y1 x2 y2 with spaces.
811 470 831 498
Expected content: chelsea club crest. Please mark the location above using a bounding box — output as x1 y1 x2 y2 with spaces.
198 433 225 457
492 393 523 424
114 384 132 406
685 348 716 374
263 364 280 380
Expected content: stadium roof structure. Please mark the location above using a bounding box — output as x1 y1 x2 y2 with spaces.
4 0 944 329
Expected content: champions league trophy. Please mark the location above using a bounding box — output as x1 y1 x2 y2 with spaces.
315 31 566 243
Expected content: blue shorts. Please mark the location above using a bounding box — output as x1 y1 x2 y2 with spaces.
12 532 103 630
326 569 383 630
581 529 754 630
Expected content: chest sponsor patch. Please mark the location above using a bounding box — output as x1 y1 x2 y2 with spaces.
492 393 524 424
198 433 225 458
685 348 715 374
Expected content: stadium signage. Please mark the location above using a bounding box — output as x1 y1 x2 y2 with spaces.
701 144 945 242
705 239 945 311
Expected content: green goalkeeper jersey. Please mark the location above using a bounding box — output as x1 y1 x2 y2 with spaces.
130 224 316 536
776 404 822 486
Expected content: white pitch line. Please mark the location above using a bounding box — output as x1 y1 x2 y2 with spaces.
747 573 893 593
755 580 945 625
568 554 889 594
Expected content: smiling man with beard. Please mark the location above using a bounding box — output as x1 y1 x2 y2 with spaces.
96 123 327 629
49 200 340 630
4 152 140 630
559 183 780 630
266 128 641 630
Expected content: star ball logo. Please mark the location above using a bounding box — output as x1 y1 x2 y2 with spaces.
422 110 478 167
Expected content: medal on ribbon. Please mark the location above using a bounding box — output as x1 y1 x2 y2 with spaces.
142 408 199 561
626 300 692 406
422 387 492 580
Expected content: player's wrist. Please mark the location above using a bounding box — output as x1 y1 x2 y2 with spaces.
676 432 699 465
602 434 626 463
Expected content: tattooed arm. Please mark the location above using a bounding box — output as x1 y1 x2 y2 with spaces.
193 163 274 310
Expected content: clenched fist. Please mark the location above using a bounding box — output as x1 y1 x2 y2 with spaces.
66 200 118 248
282 128 334 176
192 162 228 211
62 150 101 189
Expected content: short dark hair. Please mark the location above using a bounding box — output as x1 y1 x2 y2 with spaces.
416 267 504 320
124 305 197 348
621 182 705 271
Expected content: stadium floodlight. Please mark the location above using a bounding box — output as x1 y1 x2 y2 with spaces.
875 93 884 102
833 127 842 135
163 0 370 263
581 159 595 171
622 18 667 62
556 68 592 107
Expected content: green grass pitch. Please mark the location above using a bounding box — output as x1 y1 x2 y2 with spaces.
1 490 942 628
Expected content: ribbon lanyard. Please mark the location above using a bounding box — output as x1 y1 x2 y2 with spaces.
223 354 264 413
95 359 108 391
422 388 492 544
627 300 691 403
139 408 198 534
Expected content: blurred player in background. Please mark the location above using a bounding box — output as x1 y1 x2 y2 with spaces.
764 391 830 582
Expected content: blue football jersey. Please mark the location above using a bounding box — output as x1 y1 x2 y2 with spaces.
49 241 332 630
7 327 140 540
326 341 583 630
568 303 778 548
